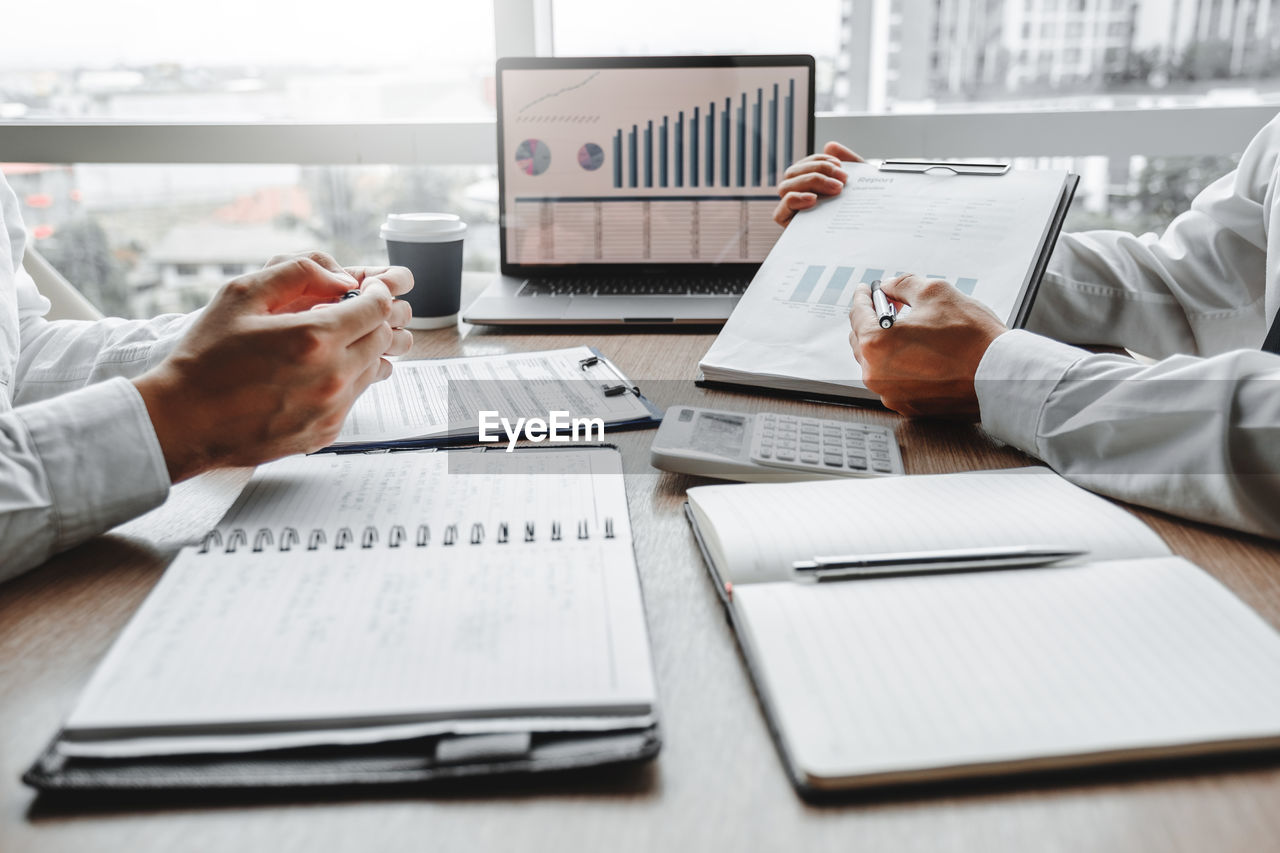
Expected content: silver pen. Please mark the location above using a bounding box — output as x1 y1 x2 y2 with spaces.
870 279 896 329
792 545 1087 582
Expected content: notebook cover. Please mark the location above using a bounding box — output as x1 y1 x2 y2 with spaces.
24 725 660 795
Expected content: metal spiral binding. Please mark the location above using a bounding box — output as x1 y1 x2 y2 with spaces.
198 517 615 554
225 529 247 553
199 529 223 554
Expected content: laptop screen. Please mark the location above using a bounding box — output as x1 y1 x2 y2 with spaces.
496 56 815 271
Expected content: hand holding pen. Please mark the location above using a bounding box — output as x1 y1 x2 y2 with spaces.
848 274 1008 419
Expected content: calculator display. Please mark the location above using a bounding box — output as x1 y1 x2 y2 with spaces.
690 412 747 458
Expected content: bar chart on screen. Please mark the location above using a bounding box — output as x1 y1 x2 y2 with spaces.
772 263 979 316
500 63 810 265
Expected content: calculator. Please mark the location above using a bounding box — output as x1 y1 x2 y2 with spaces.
650 406 904 483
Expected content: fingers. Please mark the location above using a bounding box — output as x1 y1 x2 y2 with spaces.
345 265 414 297
777 171 846 198
848 284 883 342
881 274 942 307
315 279 395 345
782 158 849 184
385 328 414 357
264 251 358 284
773 192 818 227
228 256 358 313
822 141 862 162
351 356 394 401
388 298 411 330
346 319 396 367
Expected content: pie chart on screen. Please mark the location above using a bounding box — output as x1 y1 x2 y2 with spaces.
578 142 604 171
515 139 551 176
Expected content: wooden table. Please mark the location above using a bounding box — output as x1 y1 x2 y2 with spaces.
6 284 1280 852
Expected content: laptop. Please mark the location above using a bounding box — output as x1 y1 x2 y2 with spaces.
463 55 816 326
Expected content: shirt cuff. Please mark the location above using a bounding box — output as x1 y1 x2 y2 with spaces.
974 329 1089 457
16 377 171 550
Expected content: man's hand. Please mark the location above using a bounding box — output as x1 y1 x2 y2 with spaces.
774 141 862 226
848 275 1008 418
133 254 415 482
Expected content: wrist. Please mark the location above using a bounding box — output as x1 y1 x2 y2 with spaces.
133 367 216 483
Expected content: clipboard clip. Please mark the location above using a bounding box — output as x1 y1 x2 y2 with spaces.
879 159 1010 176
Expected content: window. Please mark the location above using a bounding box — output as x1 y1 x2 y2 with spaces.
10 163 498 318
2 1 495 122
2 0 1273 321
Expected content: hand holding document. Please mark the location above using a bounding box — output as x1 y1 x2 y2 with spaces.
699 161 1077 401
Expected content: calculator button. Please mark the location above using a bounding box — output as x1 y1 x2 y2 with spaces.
800 451 819 464
873 461 893 473
776 449 796 461
758 448 772 459
800 440 820 452
847 455 867 469
823 454 844 467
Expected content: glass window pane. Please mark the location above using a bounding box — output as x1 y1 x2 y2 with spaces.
5 164 498 318
552 0 844 109
554 0 1280 114
1 1 495 121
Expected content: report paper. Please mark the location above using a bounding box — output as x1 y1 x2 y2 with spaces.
334 345 653 447
699 162 1071 398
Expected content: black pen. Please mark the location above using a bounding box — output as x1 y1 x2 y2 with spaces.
870 280 896 329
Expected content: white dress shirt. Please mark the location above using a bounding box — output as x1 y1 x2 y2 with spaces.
976 113 1280 538
0 177 194 581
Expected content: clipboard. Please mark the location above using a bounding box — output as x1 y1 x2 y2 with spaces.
878 159 1010 176
324 346 664 454
695 158 1080 406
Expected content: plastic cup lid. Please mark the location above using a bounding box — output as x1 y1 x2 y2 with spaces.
380 213 467 243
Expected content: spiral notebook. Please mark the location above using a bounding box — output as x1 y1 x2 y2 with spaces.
26 446 659 794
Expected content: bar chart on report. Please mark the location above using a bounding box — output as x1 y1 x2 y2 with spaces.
774 263 979 314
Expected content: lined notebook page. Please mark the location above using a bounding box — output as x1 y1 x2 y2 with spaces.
66 447 652 735
214 446 630 548
69 542 653 733
688 468 1170 585
735 556 1280 787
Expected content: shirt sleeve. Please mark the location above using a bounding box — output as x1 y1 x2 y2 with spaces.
1025 114 1279 359
0 377 171 582
975 329 1280 538
0 174 176 582
14 266 198 406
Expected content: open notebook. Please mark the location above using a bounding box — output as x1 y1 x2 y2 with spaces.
686 468 1280 794
26 446 659 793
